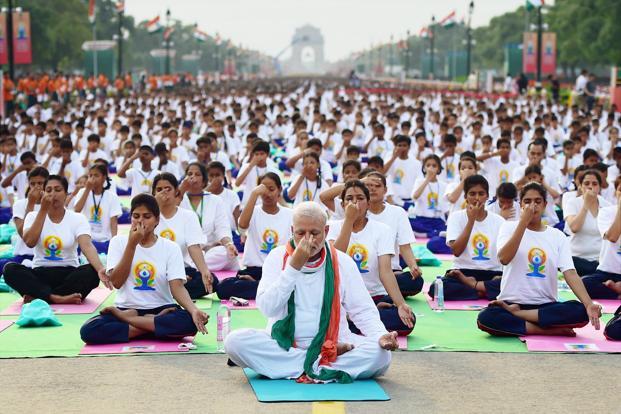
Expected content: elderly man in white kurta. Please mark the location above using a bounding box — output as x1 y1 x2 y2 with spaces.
225 202 398 383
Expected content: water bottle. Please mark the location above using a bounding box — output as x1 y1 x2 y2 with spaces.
217 304 231 352
10 233 18 249
407 205 416 219
434 276 444 312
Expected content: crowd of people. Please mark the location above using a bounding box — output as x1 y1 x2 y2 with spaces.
0 76 620 382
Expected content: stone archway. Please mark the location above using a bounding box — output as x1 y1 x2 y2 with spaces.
285 25 325 74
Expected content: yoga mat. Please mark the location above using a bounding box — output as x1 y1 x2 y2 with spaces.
0 287 112 316
435 253 455 261
214 270 238 281
0 320 13 333
597 300 621 314
521 324 621 353
397 335 407 350
221 299 257 309
422 283 488 311
243 368 390 402
80 336 195 355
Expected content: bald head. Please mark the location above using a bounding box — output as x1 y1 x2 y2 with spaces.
292 201 327 227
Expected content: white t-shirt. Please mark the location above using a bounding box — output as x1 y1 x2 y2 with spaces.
412 178 448 218
485 199 521 222
446 210 504 271
440 156 459 183
155 207 206 268
564 196 610 260
24 209 91 268
482 158 519 193
289 175 328 206
180 193 230 245
48 159 84 193
213 188 241 231
366 138 394 159
242 206 293 267
445 181 468 215
386 157 422 200
107 235 186 309
327 219 394 297
497 221 574 305
237 162 280 207
72 188 123 242
597 205 621 274
11 198 38 256
124 168 160 198
369 203 416 270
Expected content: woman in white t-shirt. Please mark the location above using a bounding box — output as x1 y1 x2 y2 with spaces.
327 180 415 335
445 156 477 215
206 161 242 251
477 182 602 337
80 194 209 344
217 172 293 300
411 154 448 238
428 175 505 301
4 175 105 305
71 164 123 254
1 167 48 271
179 162 239 271
285 152 328 206
152 173 217 299
564 170 611 276
582 177 621 302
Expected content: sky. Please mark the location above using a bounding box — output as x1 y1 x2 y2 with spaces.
125 0 529 61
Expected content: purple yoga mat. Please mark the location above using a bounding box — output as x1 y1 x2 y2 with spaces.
214 270 238 281
423 283 489 311
520 325 621 353
220 299 257 309
0 287 112 316
0 320 13 333
80 336 195 355
596 299 621 314
397 335 407 350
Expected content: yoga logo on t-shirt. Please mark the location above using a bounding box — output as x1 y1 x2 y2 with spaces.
446 163 455 179
89 205 102 224
471 233 490 261
499 170 509 183
133 261 156 291
427 192 439 211
526 248 547 278
159 229 176 241
141 179 152 188
393 169 404 184
302 189 313 201
43 235 63 260
260 229 278 253
347 243 369 273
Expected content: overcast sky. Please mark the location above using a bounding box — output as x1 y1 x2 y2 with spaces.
125 0 531 61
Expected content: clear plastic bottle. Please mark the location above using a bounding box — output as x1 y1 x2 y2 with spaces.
217 304 231 352
434 276 444 312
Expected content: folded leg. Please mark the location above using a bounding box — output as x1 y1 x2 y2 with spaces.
205 245 240 271
582 271 621 300
396 272 423 297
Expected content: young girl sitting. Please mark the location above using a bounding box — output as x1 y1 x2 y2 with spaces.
206 161 242 252
411 154 448 238
217 173 293 300
80 194 209 344
71 164 122 254
285 152 328 206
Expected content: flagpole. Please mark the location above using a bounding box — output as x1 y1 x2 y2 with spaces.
92 20 98 77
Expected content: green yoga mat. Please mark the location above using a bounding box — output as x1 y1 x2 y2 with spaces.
243 368 390 402
405 294 527 352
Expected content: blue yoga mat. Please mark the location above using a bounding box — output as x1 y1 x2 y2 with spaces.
243 368 390 402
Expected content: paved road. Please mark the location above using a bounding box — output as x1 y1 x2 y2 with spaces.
3 352 619 413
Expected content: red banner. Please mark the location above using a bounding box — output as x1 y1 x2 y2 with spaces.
13 11 31 65
541 32 556 75
522 32 537 74
0 14 7 65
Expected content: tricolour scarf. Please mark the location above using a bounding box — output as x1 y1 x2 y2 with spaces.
270 240 352 384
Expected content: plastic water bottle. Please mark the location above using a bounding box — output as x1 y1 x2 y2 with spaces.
434 276 445 312
217 304 231 352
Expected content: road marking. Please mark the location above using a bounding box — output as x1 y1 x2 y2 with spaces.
312 401 345 414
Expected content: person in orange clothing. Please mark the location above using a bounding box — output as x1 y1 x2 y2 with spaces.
124 72 132 91
97 73 108 97
75 75 86 99
57 75 68 104
114 76 124 97
3 73 15 115
86 75 96 96
26 75 37 108
47 75 58 103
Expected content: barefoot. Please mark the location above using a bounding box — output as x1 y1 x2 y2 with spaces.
100 307 138 322
22 295 34 304
603 280 621 297
376 302 394 309
157 307 177 316
489 300 520 314
49 293 82 304
447 270 477 289
336 342 354 356
238 274 256 282
557 328 577 337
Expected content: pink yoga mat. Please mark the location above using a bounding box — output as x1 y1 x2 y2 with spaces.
0 320 13 333
435 254 455 261
80 336 195 355
214 270 238 281
520 325 621 353
0 287 112 316
397 335 407 350
423 283 488 311
596 300 621 314
220 299 257 309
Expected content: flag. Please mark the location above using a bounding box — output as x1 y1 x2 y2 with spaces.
419 26 431 38
115 0 125 13
163 27 175 40
193 28 209 42
526 0 544 10
88 0 95 24
145 16 162 34
439 10 457 28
